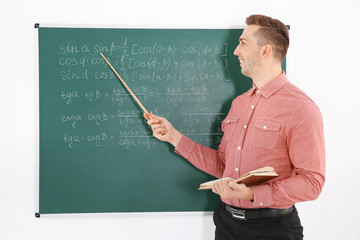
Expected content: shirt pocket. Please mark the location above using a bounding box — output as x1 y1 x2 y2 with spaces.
250 119 281 149
221 116 240 140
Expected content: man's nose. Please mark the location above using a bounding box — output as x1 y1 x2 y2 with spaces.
234 45 240 56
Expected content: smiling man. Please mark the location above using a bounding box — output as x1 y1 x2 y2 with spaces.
146 15 325 240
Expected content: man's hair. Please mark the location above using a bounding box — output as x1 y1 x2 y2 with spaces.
246 14 289 62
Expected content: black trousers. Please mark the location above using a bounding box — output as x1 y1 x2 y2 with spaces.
213 203 304 240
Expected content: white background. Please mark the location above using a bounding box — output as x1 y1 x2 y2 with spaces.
1 0 359 239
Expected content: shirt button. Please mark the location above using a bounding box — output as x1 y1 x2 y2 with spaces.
244 125 247 128
237 146 241 150
263 125 267 129
260 202 264 206
251 105 255 109
235 168 239 172
256 90 261 94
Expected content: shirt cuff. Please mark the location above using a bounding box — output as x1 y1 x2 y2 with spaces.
174 135 195 159
250 184 272 208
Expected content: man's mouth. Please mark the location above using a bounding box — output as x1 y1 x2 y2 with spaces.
239 59 244 66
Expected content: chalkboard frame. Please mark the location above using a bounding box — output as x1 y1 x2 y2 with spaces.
35 24 287 217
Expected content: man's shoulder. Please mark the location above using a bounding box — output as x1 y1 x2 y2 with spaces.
233 87 254 101
280 81 316 105
279 81 322 122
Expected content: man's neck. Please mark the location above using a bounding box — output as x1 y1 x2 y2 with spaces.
252 65 283 89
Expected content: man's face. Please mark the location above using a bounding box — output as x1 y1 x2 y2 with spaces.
233 25 262 78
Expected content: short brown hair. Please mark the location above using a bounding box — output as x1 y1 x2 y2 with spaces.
246 14 289 62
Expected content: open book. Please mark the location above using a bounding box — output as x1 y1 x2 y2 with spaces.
198 166 278 190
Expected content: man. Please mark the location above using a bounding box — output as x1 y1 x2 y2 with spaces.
146 14 325 240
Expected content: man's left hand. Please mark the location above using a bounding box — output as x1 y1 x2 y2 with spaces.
212 179 254 201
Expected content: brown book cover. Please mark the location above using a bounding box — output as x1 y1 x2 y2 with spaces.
198 166 278 190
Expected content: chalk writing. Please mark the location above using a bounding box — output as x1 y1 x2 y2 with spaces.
53 37 232 150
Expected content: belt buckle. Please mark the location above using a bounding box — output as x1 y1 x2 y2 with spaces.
231 208 246 221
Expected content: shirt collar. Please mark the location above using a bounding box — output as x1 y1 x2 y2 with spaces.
246 71 288 99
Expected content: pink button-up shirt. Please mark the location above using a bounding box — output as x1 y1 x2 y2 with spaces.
175 72 325 209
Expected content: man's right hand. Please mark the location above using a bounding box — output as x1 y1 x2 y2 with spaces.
144 113 182 147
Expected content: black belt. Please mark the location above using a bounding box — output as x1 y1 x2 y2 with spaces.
223 202 294 221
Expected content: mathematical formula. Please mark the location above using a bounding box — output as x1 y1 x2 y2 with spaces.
52 37 232 150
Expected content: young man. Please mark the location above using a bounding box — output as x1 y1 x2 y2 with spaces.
146 15 325 240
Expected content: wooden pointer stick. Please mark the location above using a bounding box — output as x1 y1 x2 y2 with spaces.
100 53 151 119
101 53 165 135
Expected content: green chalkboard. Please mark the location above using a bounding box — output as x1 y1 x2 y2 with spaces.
38 27 286 214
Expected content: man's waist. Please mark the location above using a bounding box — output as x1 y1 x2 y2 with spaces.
222 202 294 221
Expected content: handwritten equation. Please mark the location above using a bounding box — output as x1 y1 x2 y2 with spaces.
51 36 233 150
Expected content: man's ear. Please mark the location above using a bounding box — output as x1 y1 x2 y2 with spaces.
261 44 272 58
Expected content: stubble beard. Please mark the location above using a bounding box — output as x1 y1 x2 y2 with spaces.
240 54 261 79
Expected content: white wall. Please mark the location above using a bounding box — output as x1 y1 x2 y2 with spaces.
1 0 359 239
